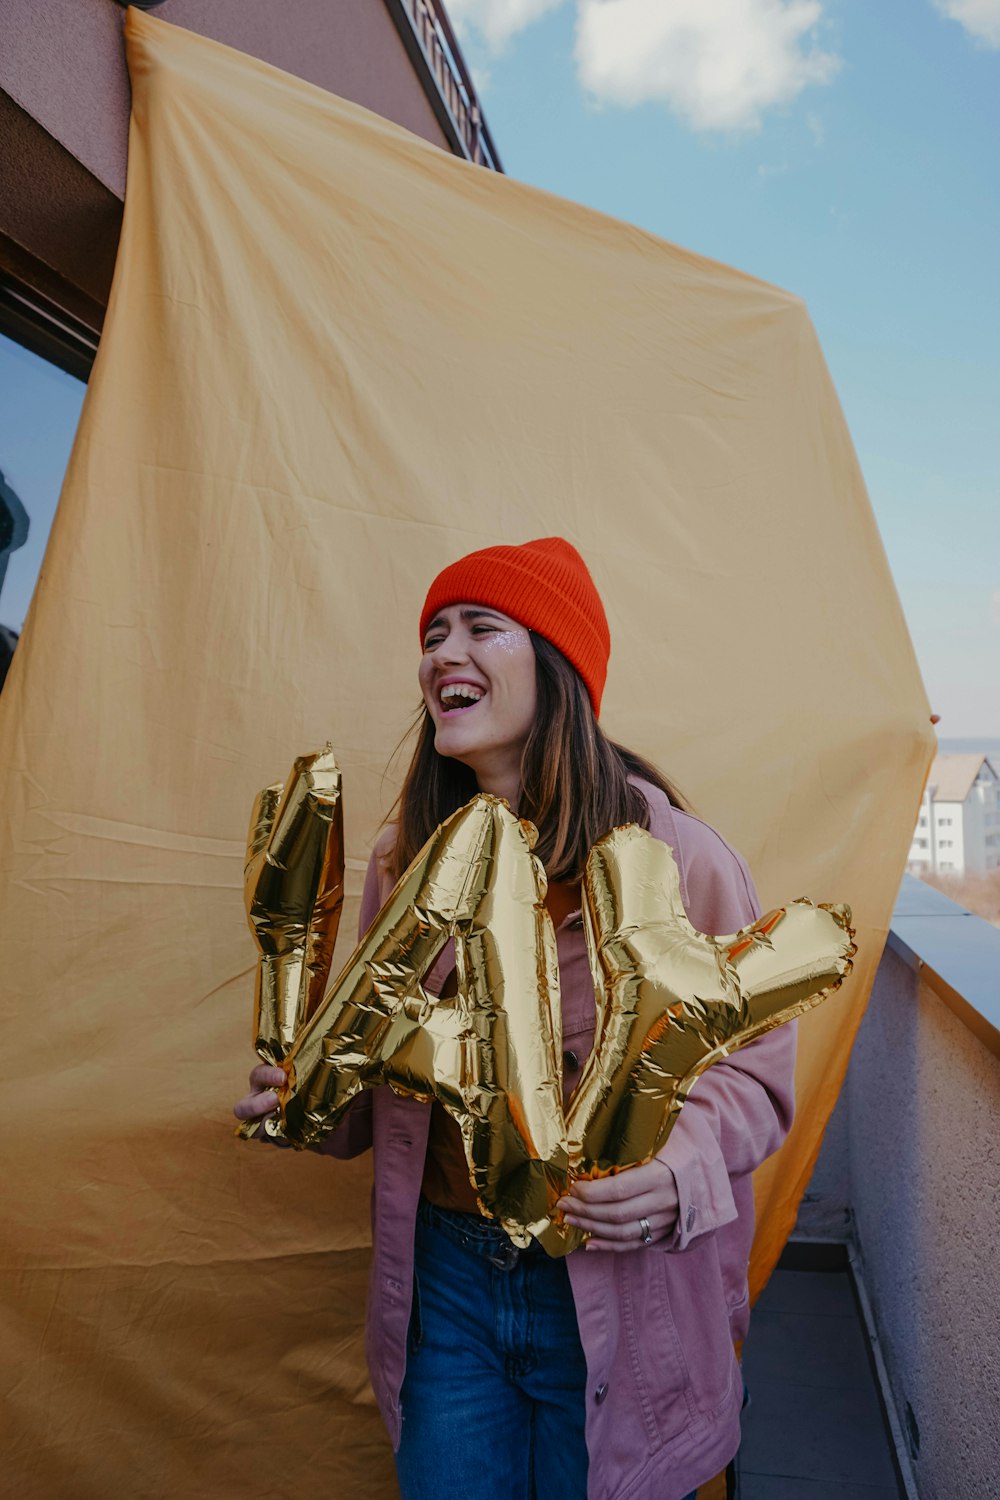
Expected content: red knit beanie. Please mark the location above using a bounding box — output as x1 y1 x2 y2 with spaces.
419 537 611 716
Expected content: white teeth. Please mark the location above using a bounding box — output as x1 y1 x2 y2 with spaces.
440 683 484 708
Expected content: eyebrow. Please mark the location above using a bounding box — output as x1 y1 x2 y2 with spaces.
423 607 507 634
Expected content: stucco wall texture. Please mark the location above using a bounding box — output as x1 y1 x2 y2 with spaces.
805 946 1000 1498
0 0 450 197
0 0 452 322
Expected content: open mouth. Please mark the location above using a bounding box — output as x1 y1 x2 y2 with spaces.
439 683 486 716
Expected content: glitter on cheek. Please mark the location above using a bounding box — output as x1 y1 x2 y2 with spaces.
479 629 531 657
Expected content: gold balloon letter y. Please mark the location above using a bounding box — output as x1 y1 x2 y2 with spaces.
566 825 855 1181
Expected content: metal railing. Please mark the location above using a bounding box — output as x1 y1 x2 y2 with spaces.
384 0 503 172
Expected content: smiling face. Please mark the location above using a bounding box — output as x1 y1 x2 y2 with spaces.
418 602 538 802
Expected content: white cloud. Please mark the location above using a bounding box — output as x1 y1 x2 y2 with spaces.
574 0 840 131
933 0 1000 48
446 0 567 50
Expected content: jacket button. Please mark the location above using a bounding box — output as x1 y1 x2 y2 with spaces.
563 1049 580 1071
594 1382 609 1404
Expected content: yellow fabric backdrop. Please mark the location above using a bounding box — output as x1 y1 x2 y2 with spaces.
0 11 934 1497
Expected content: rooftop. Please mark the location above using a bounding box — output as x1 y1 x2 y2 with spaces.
924 752 997 803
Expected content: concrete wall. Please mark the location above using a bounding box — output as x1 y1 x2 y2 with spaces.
801 942 1000 1499
0 0 452 327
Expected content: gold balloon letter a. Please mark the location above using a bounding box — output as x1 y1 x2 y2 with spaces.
242 751 569 1241
241 752 855 1258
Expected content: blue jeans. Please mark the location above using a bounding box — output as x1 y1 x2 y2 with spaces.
394 1198 699 1500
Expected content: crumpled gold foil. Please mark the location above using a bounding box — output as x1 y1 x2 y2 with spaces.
239 747 343 1137
239 774 855 1255
277 794 570 1239
538 824 856 1254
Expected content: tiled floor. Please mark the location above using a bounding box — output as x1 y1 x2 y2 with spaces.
737 1267 904 1499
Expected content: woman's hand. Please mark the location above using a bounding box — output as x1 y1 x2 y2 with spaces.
558 1157 680 1252
233 1063 287 1127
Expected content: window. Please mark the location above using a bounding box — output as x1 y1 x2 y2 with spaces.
0 329 86 642
915 838 929 849
918 816 928 828
939 840 952 848
940 861 955 870
938 817 952 826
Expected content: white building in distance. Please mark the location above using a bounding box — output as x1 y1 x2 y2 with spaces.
908 754 1000 877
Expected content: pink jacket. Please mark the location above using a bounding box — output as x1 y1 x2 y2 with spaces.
322 780 796 1500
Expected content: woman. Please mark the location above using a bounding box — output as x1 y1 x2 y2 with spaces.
234 536 796 1500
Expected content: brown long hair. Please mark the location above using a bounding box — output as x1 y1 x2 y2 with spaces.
387 632 686 881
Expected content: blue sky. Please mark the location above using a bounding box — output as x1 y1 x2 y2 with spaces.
448 0 1000 736
1 0 997 733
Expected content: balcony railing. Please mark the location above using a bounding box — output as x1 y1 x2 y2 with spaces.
384 0 503 172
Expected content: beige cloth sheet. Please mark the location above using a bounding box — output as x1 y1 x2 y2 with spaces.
0 11 934 1496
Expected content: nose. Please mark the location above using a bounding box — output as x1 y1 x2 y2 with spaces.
430 629 471 668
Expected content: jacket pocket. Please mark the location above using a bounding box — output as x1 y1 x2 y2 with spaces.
715 1180 754 1320
663 1233 739 1419
619 1253 692 1450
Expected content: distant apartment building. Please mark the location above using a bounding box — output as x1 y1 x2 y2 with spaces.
908 754 1000 876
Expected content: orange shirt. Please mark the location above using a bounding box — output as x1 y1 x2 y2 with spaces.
420 880 581 1215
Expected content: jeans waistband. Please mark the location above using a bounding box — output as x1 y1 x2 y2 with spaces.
416 1196 547 1268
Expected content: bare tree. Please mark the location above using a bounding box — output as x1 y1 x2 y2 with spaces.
919 867 1000 929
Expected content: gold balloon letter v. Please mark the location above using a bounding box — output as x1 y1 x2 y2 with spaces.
240 750 855 1258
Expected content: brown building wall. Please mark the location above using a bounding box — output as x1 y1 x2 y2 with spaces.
0 0 455 334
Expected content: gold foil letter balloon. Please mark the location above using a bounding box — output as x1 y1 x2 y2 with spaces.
277 794 570 1242
239 762 856 1257
564 826 856 1181
243 747 344 1074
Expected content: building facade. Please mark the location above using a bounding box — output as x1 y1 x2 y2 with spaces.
0 0 499 649
908 753 1000 876
0 0 498 377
